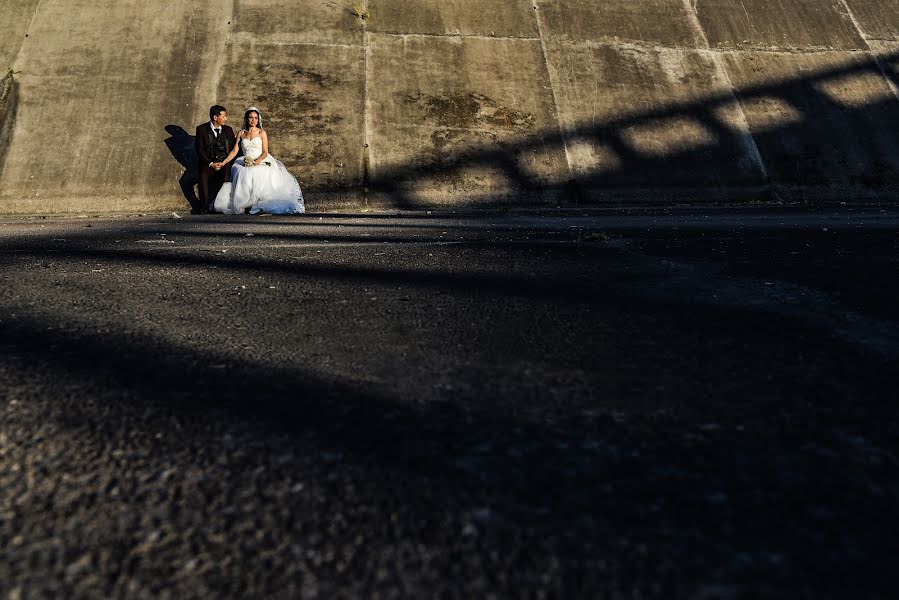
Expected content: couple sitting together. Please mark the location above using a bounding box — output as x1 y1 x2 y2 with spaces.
195 104 304 215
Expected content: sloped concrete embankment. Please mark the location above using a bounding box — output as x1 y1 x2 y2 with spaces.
1 0 899 213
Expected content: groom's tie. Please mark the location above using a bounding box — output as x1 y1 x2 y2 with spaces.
214 127 221 137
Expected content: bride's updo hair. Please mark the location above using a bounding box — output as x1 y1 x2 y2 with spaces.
243 108 263 132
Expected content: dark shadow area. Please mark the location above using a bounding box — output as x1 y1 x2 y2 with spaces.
5 218 899 354
0 71 20 178
2 220 898 594
6 242 620 303
164 124 202 213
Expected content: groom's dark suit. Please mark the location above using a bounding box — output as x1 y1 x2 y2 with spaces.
195 122 237 213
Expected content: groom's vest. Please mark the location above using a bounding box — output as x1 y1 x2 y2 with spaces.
211 130 230 162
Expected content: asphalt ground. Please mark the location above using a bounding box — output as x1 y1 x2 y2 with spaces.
1 208 897 598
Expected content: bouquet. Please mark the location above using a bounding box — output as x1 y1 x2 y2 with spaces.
244 156 272 167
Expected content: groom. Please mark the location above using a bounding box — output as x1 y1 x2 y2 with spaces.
195 105 237 214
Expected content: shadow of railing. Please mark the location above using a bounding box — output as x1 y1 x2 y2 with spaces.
159 52 899 212
163 124 203 213
360 50 899 209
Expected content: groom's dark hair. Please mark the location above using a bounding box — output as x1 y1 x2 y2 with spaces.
209 105 226 119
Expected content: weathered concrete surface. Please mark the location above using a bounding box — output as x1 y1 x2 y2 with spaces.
695 0 866 50
844 0 899 41
366 35 565 205
722 50 899 197
233 0 363 45
0 0 230 213
544 42 765 192
0 0 40 69
2 0 899 213
537 0 704 47
370 0 539 38
217 41 366 195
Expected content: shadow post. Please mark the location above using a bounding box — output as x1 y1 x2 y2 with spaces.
0 69 21 177
164 124 203 213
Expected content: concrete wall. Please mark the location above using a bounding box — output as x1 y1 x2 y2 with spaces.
1 0 899 213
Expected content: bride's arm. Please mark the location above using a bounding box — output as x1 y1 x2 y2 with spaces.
219 130 243 167
258 130 270 164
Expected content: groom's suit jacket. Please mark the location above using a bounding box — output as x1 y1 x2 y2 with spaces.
195 123 237 210
195 123 237 173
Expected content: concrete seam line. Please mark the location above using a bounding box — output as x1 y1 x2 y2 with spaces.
834 0 873 46
362 29 372 204
541 38 872 57
14 0 46 70
683 0 769 183
206 1 236 119
699 45 871 54
379 123 541 135
835 0 899 103
371 32 541 43
229 31 362 50
681 0 712 49
710 48 870 56
709 52 770 183
234 40 364 50
531 0 572 178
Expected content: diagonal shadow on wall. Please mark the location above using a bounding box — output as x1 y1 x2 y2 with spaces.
0 71 20 180
357 50 899 209
160 51 899 212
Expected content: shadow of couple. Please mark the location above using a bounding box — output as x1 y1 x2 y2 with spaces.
163 124 204 213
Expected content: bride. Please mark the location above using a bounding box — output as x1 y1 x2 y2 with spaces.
213 107 305 214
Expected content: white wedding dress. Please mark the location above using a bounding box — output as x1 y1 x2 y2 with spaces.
213 136 305 215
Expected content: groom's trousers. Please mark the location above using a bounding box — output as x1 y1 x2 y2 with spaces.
198 164 231 213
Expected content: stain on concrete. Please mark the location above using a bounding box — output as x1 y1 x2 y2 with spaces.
429 128 464 151
218 42 366 190
290 67 341 90
403 91 536 131
248 75 339 165
426 127 502 156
